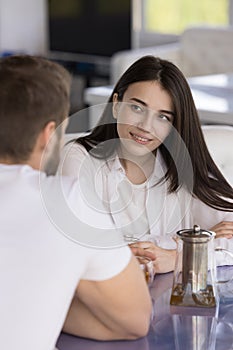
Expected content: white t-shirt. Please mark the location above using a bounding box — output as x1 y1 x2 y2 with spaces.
59 142 233 264
0 164 131 350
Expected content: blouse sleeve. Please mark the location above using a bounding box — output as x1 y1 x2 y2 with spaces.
192 198 233 266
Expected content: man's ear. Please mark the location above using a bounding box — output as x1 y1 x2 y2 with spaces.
38 121 56 149
112 93 119 120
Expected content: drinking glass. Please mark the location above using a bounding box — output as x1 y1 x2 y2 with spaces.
136 255 154 285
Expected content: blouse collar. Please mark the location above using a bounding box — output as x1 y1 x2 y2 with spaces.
105 150 167 185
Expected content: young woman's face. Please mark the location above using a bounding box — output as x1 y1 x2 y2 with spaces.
113 80 174 157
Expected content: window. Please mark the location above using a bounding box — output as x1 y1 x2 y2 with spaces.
143 0 229 34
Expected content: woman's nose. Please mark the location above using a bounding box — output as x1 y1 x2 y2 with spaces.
137 110 155 132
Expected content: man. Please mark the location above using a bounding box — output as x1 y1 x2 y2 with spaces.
0 55 152 350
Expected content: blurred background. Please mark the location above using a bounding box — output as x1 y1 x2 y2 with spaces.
1 0 232 130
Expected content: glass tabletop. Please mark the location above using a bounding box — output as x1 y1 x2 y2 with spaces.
57 266 233 350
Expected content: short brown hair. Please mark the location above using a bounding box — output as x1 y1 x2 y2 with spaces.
0 55 71 161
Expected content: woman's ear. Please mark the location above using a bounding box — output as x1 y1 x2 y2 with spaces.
112 93 119 120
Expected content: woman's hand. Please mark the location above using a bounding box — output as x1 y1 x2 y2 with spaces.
129 244 156 261
129 241 176 274
210 221 233 239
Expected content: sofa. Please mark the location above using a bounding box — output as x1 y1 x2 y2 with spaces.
110 25 233 84
202 125 233 186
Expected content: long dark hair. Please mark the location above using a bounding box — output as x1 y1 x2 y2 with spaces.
76 56 233 211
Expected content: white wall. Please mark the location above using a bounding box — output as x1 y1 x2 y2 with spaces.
0 0 47 55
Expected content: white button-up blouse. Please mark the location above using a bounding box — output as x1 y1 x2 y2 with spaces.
58 141 233 265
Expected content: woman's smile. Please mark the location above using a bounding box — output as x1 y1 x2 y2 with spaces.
129 131 153 145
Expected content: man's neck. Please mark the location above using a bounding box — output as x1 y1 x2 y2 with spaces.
0 153 40 170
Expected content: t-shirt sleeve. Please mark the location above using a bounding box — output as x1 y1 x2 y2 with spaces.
82 245 132 281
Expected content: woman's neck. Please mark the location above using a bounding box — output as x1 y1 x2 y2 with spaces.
119 150 156 185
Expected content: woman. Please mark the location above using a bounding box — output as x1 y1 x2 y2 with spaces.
59 56 233 273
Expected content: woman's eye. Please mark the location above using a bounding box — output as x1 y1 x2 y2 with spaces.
130 104 143 113
159 114 171 122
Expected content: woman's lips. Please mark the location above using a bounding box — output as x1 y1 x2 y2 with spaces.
129 132 152 145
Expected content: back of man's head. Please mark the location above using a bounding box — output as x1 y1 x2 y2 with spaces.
0 55 71 162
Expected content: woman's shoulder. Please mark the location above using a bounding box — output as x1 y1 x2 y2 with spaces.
63 140 88 156
59 141 90 177
63 140 96 165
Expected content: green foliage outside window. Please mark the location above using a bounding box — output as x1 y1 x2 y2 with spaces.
145 0 228 33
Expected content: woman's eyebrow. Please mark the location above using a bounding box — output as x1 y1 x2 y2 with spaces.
130 97 147 106
160 109 175 116
130 97 175 116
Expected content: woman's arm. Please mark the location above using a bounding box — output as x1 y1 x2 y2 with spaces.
130 241 176 274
